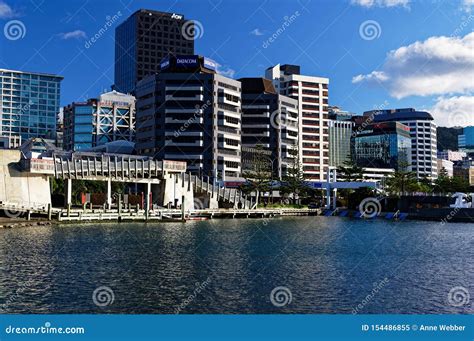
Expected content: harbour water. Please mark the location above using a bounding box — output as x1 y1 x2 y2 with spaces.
0 217 472 314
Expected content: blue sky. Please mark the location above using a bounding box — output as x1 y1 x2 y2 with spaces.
0 0 473 127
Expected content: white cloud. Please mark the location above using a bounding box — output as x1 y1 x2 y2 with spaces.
0 1 15 18
430 95 474 127
351 0 410 8
353 32 474 98
352 71 388 83
59 30 87 40
217 65 236 78
250 28 264 36
462 0 474 11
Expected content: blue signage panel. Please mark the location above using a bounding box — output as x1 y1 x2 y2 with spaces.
203 57 217 71
160 57 170 70
0 314 472 340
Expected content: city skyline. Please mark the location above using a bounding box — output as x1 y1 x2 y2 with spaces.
0 0 473 128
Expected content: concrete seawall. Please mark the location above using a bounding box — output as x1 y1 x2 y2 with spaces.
0 149 51 208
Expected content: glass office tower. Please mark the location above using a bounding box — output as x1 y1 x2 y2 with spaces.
353 122 412 171
0 68 63 141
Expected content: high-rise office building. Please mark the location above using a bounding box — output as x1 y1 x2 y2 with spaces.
265 64 329 181
63 90 135 151
328 106 354 167
365 108 438 179
353 121 412 171
135 55 241 180
0 68 63 141
239 77 299 179
114 9 195 94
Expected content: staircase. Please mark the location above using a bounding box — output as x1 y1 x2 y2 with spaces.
178 173 255 209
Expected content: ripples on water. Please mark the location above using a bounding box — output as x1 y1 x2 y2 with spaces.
0 217 472 314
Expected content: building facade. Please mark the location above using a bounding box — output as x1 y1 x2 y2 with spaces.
265 64 329 181
114 9 195 94
239 77 299 179
0 68 62 141
458 126 474 151
437 159 454 177
353 122 412 171
437 150 467 162
328 106 354 167
135 55 242 180
366 108 438 179
63 91 135 151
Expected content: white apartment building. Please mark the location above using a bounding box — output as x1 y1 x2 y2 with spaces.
265 64 329 181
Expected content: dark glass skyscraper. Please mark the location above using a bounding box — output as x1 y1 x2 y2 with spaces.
114 9 195 94
353 122 412 171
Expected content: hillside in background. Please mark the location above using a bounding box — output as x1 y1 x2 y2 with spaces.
437 127 462 151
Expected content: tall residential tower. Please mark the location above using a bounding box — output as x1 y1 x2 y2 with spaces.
265 64 329 181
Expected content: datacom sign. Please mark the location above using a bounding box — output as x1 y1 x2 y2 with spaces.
176 55 199 68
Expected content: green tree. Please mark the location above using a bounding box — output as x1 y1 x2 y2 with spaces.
336 159 364 182
450 176 470 193
434 168 451 193
280 142 308 204
240 145 271 207
336 158 364 208
385 170 418 196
